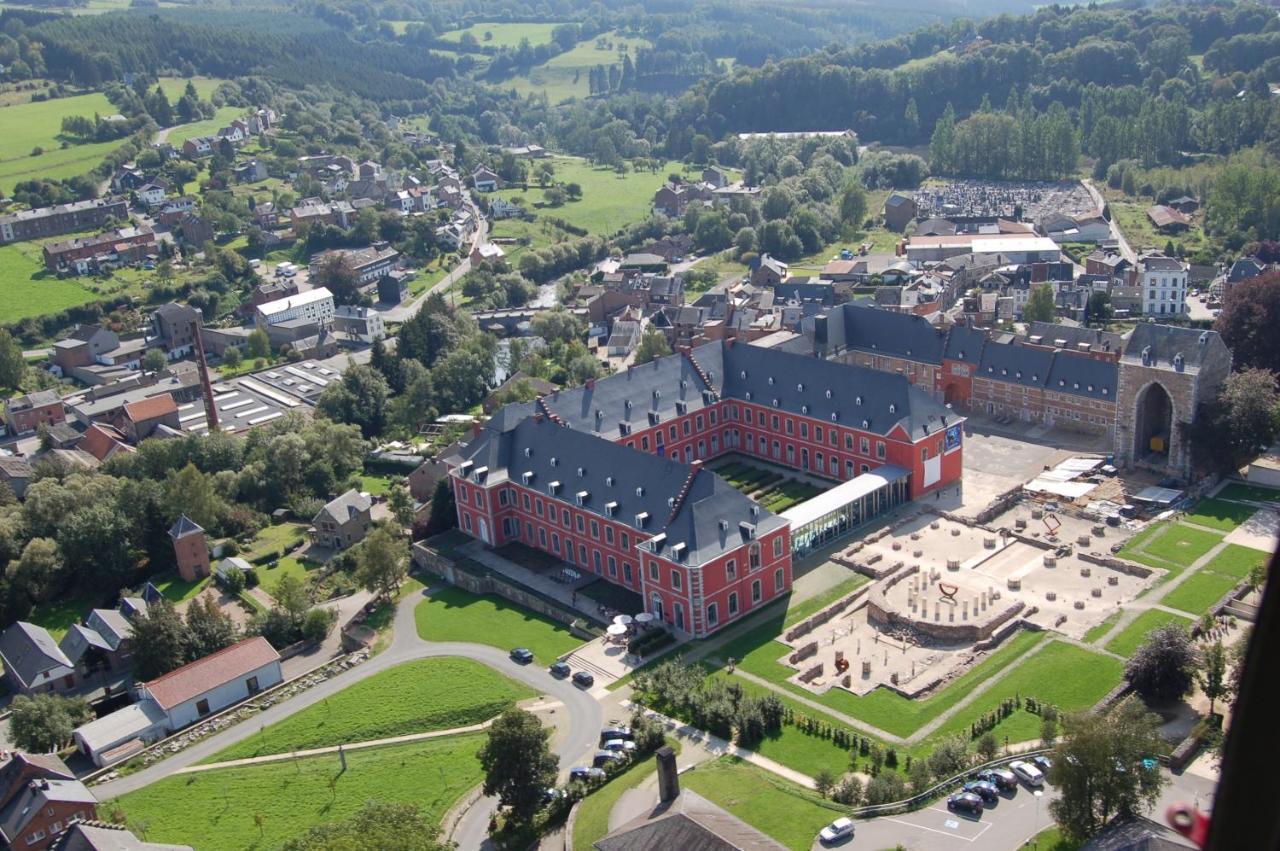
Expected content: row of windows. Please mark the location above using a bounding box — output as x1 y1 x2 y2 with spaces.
704 569 785 627
496 487 634 552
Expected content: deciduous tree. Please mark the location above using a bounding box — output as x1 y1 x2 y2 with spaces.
355 525 408 603
8 693 92 753
1125 622 1197 702
478 708 558 826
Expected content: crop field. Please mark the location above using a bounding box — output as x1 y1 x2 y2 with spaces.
441 22 562 49
209 658 533 761
506 31 650 104
492 156 672 237
0 243 99 324
112 735 484 850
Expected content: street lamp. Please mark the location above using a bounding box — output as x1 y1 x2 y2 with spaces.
1032 789 1044 847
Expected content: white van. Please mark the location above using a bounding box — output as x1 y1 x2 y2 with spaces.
1009 760 1044 787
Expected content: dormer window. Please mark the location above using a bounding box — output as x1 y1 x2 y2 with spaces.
605 500 618 516
1059 380 1066 386
855 396 863 405
577 466 585 477
958 350 965 359
797 383 804 392
671 542 687 560
549 456 558 467
1102 387 1109 395
825 389 832 399
801 405 809 414
625 399 632 411
1015 371 1022 378
667 497 676 508
606 476 614 486
888 403 896 414
522 471 534 485
862 419 870 428
831 412 839 422
635 511 649 527
772 399 779 408
767 376 775 385
549 481 561 494
524 447 532 457
740 370 747 379
576 490 589 506
745 391 753 401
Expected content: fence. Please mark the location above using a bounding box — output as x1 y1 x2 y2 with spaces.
846 749 1052 818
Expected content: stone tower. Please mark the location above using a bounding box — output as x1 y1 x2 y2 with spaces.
1113 324 1231 482
169 514 211 583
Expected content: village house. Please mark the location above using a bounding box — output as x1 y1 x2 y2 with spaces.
0 457 34 499
470 242 505 266
471 166 504 192
233 159 268 183
6 389 65 437
310 490 373 550
333 305 386 344
488 197 525 220
119 393 180 443
135 181 168 207
147 303 202 360
42 227 157 276
255 287 336 329
1146 204 1191 233
0 622 77 696
181 136 214 158
309 245 399 286
0 754 95 851
883 193 918 232
751 254 788 288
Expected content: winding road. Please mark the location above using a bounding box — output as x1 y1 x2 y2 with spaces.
92 582 604 848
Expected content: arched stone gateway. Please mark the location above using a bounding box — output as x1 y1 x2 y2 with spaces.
1133 381 1174 464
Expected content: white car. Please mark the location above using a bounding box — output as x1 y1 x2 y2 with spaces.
1009 760 1044 787
602 739 636 752
819 817 855 844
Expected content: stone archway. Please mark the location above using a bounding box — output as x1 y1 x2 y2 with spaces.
1133 382 1174 463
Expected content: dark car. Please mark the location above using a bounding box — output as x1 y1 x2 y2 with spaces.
963 780 999 802
975 768 1017 792
593 750 625 768
948 792 984 815
510 647 534 664
1031 755 1052 774
600 726 633 743
550 661 571 678
573 671 595 688
569 767 606 784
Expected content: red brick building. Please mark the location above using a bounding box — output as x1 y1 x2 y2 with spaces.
451 340 962 637
41 227 156 275
5 390 65 437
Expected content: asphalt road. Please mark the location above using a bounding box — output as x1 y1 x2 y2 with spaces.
92 583 603 821
379 205 488 323
1083 178 1136 263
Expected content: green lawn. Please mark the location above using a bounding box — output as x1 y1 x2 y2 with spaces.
357 471 400 496
169 105 247 147
441 21 562 49
151 573 212 605
507 30 651 104
111 735 484 851
488 216 580 265
924 641 1123 748
28 589 99 640
1030 825 1083 851
156 76 226 103
0 243 100 324
681 757 843 851
1104 189 1215 259
1104 609 1192 657
688 251 750 291
493 156 674 237
1217 483 1280 504
1143 524 1223 567
242 522 308 560
1161 572 1240 615
783 576 870 628
208 658 533 761
1083 608 1124 644
572 740 680 851
1183 499 1259 532
415 586 584 664
257 555 322 597
1204 544 1269 580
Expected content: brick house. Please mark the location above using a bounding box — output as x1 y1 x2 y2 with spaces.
6 389 65 437
0 755 94 851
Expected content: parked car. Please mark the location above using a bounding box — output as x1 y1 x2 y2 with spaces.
593 750 625 768
550 661 571 678
948 792 985 815
573 671 595 688
602 738 637 753
569 767 606 783
510 647 534 664
1010 760 1044 787
818 817 855 844
975 768 1017 792
1031 755 1052 774
600 726 633 743
542 788 564 805
963 780 999 802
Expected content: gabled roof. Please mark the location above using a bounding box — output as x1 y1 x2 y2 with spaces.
55 820 194 850
977 341 1054 389
78 423 133 462
816 304 946 365
58 624 111 666
595 788 786 851
0 622 72 687
0 753 73 809
142 636 280 710
1121 324 1227 374
314 490 373 526
1045 353 1118 401
942 323 987 365
86 609 132 650
0 777 96 844
124 393 177 424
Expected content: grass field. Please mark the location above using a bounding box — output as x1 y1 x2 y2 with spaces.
1183 498 1259 532
688 251 750 291
151 573 211 606
257 555 322 597
356 471 401 496
415 586 584 664
711 461 823 513
488 216 580 265
1216 483 1280 504
507 31 650 103
1157 544 1264 616
572 740 679 851
208 658 533 761
1104 188 1216 258
1143 524 1223 566
493 156 672 237
1083 608 1124 644
441 22 562 49
242 522 308 561
1104 609 1192 657
28 589 99 640
0 243 99 323
156 76 225 103
168 105 246 147
783 576 869 628
682 757 843 851
112 735 484 850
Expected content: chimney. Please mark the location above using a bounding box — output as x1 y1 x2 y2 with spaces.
656 746 679 803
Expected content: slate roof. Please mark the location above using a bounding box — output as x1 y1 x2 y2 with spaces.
0 457 33 480
772 281 834 307
168 514 203 540
1121 324 1226 374
315 489 373 526
58 624 111 666
55 821 194 851
595 788 786 851
0 753 73 808
86 609 132 651
942 323 987 365
142 636 280 710
1045 354 1118 401
977 341 1055 389
8 389 60 410
0 778 95 844
816 304 946 365
1025 322 1123 353
457 415 786 567
0 622 72 688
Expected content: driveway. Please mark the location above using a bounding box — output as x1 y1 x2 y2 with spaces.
1083 179 1136 263
92 582 603 815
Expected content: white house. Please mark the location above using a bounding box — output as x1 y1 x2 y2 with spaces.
135 636 282 731
472 166 502 192
334 305 386 344
255 286 335 329
1136 254 1188 317
136 183 167 207
489 197 524 220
